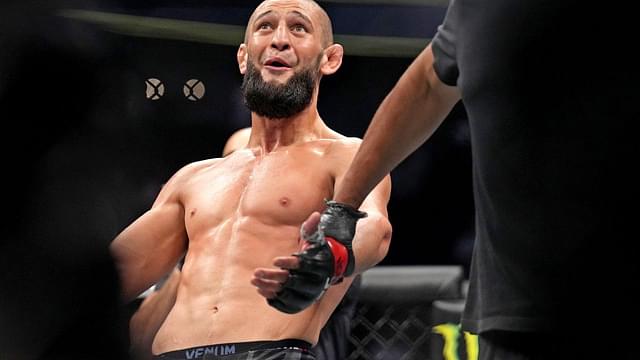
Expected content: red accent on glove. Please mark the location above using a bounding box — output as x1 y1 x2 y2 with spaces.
325 236 348 283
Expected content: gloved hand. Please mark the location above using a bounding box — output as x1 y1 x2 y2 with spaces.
268 201 367 314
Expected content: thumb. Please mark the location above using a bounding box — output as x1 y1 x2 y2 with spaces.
301 212 321 239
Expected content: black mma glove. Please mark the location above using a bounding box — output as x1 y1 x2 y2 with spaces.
268 200 367 314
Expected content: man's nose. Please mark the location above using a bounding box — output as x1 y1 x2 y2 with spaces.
271 24 290 51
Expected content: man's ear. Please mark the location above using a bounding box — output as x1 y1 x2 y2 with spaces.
237 44 248 74
320 44 344 76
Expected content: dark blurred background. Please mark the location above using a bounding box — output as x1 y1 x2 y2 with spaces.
1 0 472 357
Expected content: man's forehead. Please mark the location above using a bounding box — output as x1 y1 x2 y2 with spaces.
252 0 318 22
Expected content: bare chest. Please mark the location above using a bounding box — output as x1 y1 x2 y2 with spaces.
182 152 333 233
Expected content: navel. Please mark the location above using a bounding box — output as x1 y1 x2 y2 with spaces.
190 208 197 217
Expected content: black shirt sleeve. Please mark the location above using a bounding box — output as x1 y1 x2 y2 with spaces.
431 0 460 86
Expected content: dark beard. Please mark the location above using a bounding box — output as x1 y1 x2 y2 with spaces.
241 60 318 119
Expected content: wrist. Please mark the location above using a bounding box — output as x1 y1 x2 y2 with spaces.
321 200 367 244
325 236 355 283
325 200 367 218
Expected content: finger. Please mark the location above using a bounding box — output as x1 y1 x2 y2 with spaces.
273 256 300 270
251 276 283 293
301 212 321 238
254 268 290 283
256 287 277 299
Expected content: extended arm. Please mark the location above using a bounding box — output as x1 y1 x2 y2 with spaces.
110 172 189 302
335 44 460 208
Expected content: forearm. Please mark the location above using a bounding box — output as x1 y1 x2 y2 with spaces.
110 202 188 302
110 240 166 302
351 212 392 274
335 44 460 208
129 268 180 357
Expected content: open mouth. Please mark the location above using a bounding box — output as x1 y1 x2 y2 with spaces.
264 58 292 70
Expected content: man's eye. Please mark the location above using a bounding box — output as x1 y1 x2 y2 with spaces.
292 24 306 32
258 23 272 30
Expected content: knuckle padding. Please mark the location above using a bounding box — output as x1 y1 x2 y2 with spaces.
283 272 325 297
268 296 304 314
296 244 333 274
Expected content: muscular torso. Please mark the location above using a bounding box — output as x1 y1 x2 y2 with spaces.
153 140 352 354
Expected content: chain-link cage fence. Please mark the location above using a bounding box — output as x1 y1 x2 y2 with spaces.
345 266 466 360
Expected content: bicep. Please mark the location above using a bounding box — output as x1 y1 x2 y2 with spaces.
112 166 192 263
110 200 188 300
111 202 188 267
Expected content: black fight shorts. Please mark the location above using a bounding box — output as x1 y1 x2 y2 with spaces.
154 339 315 360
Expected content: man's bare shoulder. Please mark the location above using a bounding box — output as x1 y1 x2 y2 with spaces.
322 127 360 143
164 158 225 187
152 158 224 204
294 136 359 156
156 156 247 202
324 136 362 155
334 136 362 146
223 127 251 156
176 158 224 176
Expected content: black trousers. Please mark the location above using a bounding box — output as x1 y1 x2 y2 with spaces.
479 330 635 360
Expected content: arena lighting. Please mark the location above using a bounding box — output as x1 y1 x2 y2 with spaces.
319 0 449 6
58 9 430 58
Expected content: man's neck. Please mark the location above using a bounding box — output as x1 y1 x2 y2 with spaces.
249 106 325 153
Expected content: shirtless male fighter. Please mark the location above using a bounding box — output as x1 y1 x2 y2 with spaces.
129 127 366 360
110 1 392 359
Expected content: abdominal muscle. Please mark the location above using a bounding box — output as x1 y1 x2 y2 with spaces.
151 218 343 355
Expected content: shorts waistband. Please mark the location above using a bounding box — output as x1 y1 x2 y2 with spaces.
155 339 312 359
